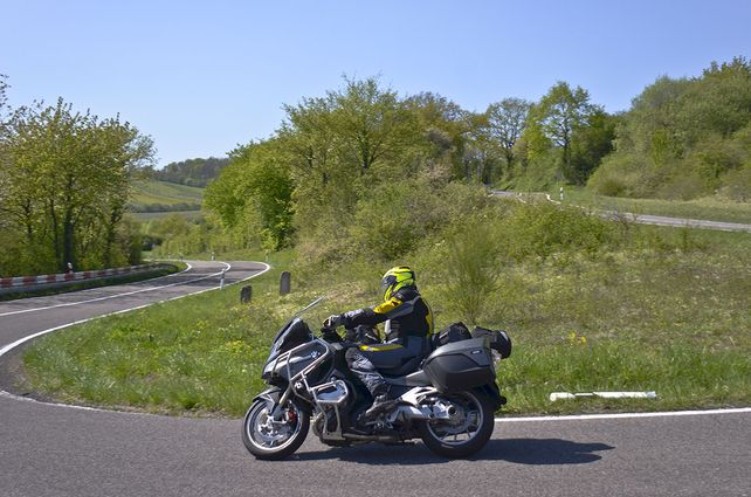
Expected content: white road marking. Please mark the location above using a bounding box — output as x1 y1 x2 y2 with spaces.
496 407 751 423
0 262 228 317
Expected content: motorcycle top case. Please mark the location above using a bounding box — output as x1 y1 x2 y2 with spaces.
471 326 512 359
422 337 495 392
432 321 472 349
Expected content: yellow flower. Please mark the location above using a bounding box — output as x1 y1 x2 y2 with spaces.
567 331 587 346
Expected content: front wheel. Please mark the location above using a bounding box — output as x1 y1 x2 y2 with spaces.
242 397 310 460
417 390 495 458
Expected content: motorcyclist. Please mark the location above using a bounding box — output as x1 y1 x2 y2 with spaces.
324 266 434 420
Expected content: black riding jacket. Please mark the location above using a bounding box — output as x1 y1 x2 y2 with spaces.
339 286 434 344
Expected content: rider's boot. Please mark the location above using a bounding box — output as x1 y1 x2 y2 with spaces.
364 392 397 420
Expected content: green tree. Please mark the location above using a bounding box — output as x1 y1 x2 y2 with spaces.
331 77 418 175
678 57 751 144
204 140 294 250
152 156 230 187
589 57 751 199
278 76 424 255
486 97 532 181
568 108 617 185
1 98 154 274
531 81 599 183
513 115 555 189
403 91 468 183
0 75 16 275
460 111 505 185
0 74 8 118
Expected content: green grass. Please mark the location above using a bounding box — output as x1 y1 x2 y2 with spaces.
489 249 751 414
20 224 751 418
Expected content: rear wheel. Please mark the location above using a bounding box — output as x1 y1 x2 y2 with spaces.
242 398 310 460
417 390 495 458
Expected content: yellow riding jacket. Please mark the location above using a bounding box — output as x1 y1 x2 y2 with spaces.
340 287 434 344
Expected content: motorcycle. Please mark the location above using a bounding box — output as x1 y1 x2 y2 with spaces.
241 299 511 460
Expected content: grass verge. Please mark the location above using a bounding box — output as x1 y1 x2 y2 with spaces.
19 223 751 418
558 186 751 224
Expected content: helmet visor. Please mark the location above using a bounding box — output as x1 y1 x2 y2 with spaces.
381 275 397 299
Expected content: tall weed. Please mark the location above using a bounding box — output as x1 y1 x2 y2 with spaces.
439 214 505 325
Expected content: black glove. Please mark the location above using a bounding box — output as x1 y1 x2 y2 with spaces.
343 325 379 344
324 314 343 329
321 328 341 343
344 327 358 343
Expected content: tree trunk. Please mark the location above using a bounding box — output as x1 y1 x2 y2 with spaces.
63 208 75 272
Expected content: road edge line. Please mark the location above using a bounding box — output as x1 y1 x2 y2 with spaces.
0 261 271 414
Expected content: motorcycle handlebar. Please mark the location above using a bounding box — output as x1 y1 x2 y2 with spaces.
320 327 343 343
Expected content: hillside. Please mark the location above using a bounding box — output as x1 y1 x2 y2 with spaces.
152 157 229 187
128 179 204 213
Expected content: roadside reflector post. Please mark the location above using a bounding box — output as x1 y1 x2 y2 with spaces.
240 285 252 303
280 271 291 295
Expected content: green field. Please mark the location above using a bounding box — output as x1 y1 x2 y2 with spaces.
128 210 204 222
128 180 204 212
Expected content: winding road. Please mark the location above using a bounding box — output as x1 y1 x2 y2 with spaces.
1 261 749 497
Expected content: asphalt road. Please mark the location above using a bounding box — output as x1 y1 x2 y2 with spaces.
1 260 750 497
490 190 751 233
604 212 751 233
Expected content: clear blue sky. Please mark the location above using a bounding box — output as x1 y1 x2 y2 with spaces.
2 0 749 167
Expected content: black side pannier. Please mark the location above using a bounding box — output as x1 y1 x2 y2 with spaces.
422 338 496 392
471 326 512 359
432 322 472 349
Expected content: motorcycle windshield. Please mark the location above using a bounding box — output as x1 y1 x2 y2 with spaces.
267 317 313 362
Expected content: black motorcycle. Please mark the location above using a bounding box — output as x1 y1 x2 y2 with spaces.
241 300 511 460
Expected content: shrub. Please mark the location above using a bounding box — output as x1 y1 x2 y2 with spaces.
347 179 490 262
498 202 616 262
438 213 505 325
587 152 642 197
719 165 751 201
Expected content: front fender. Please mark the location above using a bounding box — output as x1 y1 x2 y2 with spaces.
253 387 283 408
253 386 314 416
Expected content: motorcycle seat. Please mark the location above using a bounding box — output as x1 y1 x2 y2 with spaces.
358 343 422 377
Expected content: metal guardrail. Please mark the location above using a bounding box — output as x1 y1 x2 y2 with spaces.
0 263 173 295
